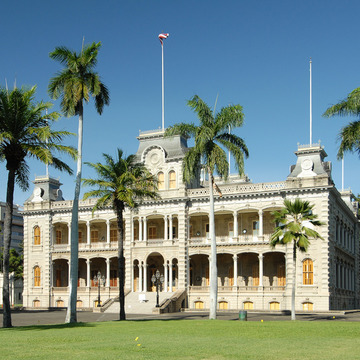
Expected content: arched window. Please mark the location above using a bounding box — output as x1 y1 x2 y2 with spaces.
33 300 40 308
303 259 313 285
194 301 204 309
56 300 64 307
303 302 313 311
34 226 41 245
34 266 41 287
168 170 176 189
218 301 228 310
243 301 253 310
56 230 62 244
76 300 83 308
158 172 165 190
270 301 280 310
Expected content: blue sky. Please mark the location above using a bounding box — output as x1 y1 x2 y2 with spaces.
1 0 360 206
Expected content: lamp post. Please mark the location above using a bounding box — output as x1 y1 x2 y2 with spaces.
151 269 164 307
93 271 105 307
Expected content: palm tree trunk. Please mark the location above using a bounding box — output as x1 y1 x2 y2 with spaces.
66 102 83 323
208 169 217 320
2 168 15 328
291 240 296 320
115 201 126 320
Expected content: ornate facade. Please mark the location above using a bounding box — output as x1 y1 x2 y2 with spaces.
22 130 360 311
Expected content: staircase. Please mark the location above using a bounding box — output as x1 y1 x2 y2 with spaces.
105 292 171 314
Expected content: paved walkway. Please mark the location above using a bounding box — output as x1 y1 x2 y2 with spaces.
1 309 360 327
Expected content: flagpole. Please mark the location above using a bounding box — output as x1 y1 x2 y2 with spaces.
228 125 231 176
161 42 165 131
46 108 49 177
309 58 312 146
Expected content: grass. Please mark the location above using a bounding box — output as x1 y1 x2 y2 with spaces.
1 320 360 359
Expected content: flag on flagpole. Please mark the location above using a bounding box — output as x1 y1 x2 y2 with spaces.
158 33 169 45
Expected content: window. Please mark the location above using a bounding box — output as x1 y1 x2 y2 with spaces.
33 300 40 308
78 231 83 243
243 301 253 310
303 302 313 311
110 270 117 286
134 226 138 240
110 229 118 242
218 301 228 310
56 300 64 307
34 226 41 245
252 221 259 237
194 301 204 309
148 226 157 239
228 222 234 237
189 225 193 238
91 230 99 243
169 170 176 189
158 172 165 190
270 302 280 310
303 259 313 285
76 300 83 308
34 266 41 287
229 267 234 286
206 223 209 238
277 264 286 286
206 267 209 286
56 230 62 244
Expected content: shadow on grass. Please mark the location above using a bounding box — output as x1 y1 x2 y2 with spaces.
3 322 96 331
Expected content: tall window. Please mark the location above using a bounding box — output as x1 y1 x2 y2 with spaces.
55 230 62 244
78 231 83 243
303 259 313 285
110 229 118 242
34 226 41 245
91 230 99 243
252 221 259 237
148 226 157 239
277 264 286 286
252 264 259 286
158 172 165 190
168 170 176 189
34 266 41 287
228 222 234 237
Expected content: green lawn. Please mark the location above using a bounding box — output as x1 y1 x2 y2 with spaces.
1 320 359 359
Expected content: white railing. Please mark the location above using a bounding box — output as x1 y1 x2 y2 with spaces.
187 181 286 197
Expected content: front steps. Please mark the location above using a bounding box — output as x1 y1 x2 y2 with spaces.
105 291 171 314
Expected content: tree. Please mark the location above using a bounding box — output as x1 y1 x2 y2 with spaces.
0 85 75 328
165 95 248 319
82 149 158 320
0 249 23 279
270 198 323 320
323 87 360 159
48 41 110 323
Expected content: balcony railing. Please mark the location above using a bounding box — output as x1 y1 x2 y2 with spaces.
188 234 271 245
189 285 285 292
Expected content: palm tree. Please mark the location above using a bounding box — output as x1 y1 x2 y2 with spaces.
48 41 110 323
323 87 360 159
82 149 158 320
270 198 323 320
165 95 248 319
0 85 75 328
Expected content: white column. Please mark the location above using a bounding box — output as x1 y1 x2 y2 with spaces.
169 262 173 292
138 263 143 292
259 254 263 287
164 216 168 240
258 210 263 237
143 264 148 292
164 261 168 292
169 215 173 240
143 217 147 241
139 218 143 241
68 224 71 245
106 258 110 287
106 220 110 244
86 259 91 287
87 221 91 245
233 255 238 287
233 211 238 238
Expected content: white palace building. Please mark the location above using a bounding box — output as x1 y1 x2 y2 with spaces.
22 130 360 312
